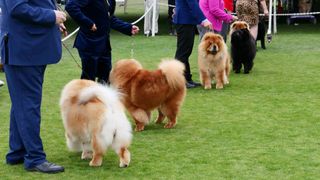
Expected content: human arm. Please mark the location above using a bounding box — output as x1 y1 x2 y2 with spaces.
260 0 269 16
110 16 133 36
185 0 207 24
207 0 234 23
65 0 94 29
6 0 59 26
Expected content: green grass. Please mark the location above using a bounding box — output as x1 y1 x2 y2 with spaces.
1 4 320 179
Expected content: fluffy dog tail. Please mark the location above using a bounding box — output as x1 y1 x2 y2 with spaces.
158 59 186 90
78 84 123 109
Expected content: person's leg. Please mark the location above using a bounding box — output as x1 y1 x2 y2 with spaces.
220 22 230 42
249 25 258 40
4 65 47 169
97 52 112 84
154 2 159 34
144 0 152 35
174 24 196 82
6 107 26 165
78 51 98 81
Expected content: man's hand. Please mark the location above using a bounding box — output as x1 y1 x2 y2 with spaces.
59 23 68 37
54 10 67 25
131 25 139 35
91 24 97 32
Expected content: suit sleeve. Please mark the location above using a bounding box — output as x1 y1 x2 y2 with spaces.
186 0 206 24
6 0 55 26
110 16 132 36
65 0 94 29
208 0 232 23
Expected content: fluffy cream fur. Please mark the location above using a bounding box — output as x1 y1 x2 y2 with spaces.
60 79 132 167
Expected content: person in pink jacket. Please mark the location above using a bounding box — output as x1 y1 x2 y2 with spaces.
198 0 237 40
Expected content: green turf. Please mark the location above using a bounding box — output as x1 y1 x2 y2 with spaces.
0 5 320 179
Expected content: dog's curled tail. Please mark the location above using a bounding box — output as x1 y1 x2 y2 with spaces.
78 84 123 109
158 59 186 90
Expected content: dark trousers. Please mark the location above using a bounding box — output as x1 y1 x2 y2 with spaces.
4 65 47 169
78 50 112 83
221 21 230 42
174 24 196 81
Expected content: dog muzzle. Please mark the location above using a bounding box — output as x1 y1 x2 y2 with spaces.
209 45 218 55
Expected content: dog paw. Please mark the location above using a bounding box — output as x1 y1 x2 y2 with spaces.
89 159 102 167
81 151 93 160
135 126 145 132
164 122 176 129
215 85 223 89
119 162 129 168
204 85 212 90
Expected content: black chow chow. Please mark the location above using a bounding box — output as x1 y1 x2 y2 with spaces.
256 20 266 49
230 21 256 74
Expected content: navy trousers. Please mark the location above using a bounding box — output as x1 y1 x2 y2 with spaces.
78 50 112 83
4 65 47 169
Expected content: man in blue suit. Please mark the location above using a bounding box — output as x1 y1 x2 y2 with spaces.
0 0 67 173
173 0 212 88
65 0 139 84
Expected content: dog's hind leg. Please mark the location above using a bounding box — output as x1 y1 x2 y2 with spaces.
90 132 106 166
233 61 242 73
129 108 149 131
65 132 82 152
223 70 229 85
161 94 184 128
155 108 166 124
224 58 230 85
244 60 254 74
81 142 92 160
113 147 131 168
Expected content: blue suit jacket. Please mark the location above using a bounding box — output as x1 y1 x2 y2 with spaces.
173 0 206 25
65 0 132 54
0 0 62 66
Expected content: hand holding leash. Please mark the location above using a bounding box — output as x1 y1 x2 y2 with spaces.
54 10 66 24
60 23 68 37
131 25 140 35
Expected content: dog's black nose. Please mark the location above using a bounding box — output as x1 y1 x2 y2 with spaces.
210 45 218 54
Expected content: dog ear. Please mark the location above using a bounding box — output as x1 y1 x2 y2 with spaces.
203 33 211 41
231 22 237 29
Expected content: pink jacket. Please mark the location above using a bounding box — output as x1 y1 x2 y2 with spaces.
199 0 233 32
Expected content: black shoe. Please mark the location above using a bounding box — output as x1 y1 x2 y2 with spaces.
26 162 64 174
188 81 201 87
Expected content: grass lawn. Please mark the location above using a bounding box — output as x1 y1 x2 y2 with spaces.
0 2 320 179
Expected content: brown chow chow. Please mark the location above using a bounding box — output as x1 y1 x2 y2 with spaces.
60 79 132 167
110 59 186 132
198 32 231 89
